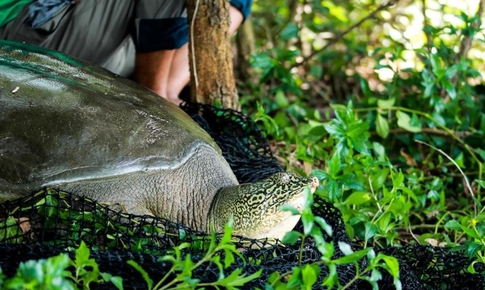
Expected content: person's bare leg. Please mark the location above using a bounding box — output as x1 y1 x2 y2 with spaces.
165 43 189 105
164 6 244 103
228 5 245 34
135 5 244 105
134 49 175 98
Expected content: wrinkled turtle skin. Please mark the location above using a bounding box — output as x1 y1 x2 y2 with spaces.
0 40 319 239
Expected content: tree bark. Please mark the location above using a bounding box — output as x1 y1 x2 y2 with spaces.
235 17 256 85
186 0 239 109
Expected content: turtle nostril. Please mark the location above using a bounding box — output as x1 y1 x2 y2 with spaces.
311 177 319 189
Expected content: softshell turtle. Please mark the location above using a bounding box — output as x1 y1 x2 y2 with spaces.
0 40 319 239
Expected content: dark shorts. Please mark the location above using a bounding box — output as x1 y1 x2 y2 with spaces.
0 0 251 77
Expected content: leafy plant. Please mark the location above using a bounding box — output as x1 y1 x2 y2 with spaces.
0 241 122 290
238 1 485 286
266 183 401 289
128 220 262 290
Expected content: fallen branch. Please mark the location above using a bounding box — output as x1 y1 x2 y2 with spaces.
292 0 397 69
370 127 473 138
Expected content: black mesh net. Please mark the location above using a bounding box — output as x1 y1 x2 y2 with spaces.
0 102 483 289
180 102 284 182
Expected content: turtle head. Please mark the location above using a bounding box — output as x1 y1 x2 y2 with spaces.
208 172 319 240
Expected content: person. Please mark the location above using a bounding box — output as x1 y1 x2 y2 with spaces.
0 0 252 105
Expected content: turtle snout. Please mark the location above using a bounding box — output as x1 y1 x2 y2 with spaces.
309 177 319 191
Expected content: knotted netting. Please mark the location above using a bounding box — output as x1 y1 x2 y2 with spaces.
0 103 483 289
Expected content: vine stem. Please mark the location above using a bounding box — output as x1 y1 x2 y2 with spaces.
299 234 306 266
189 0 200 90
415 140 477 217
369 128 472 138
354 106 484 197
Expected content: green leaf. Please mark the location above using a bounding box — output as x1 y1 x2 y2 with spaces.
302 211 314 236
344 191 372 205
396 111 421 132
377 212 391 232
423 82 435 98
306 125 327 141
72 241 108 288
459 225 480 239
322 264 338 289
222 218 234 243
282 231 302 245
339 174 365 191
314 216 333 237
250 52 275 69
445 64 458 78
444 220 480 239
277 49 299 62
280 204 300 215
390 170 405 187
468 261 481 274
17 260 46 286
74 241 91 266
444 220 462 231
476 149 485 162
275 90 289 108
376 114 389 138
127 260 153 290
360 77 372 98
286 267 302 288
280 23 299 40
347 121 370 153
381 255 400 278
475 179 485 189
338 242 353 255
108 275 124 290
310 64 323 79
329 104 347 113
222 269 262 288
441 79 457 99
377 98 395 109
332 248 370 264
369 268 383 282
216 268 241 286
328 153 341 176
430 54 444 78
373 142 386 161
365 222 378 241
324 122 344 136
301 264 319 289
224 250 235 268
464 242 483 258
421 69 435 97
326 179 341 200
371 167 390 191
303 186 314 210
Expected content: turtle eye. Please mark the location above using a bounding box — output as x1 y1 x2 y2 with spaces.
278 173 291 184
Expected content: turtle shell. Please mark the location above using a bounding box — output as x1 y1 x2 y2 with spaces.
0 40 238 229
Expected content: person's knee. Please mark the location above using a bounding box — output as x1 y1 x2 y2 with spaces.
165 83 186 104
229 5 244 34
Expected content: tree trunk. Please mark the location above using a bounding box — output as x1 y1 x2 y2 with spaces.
235 16 256 85
186 0 239 109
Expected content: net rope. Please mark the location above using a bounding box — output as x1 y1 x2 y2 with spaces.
0 103 483 289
